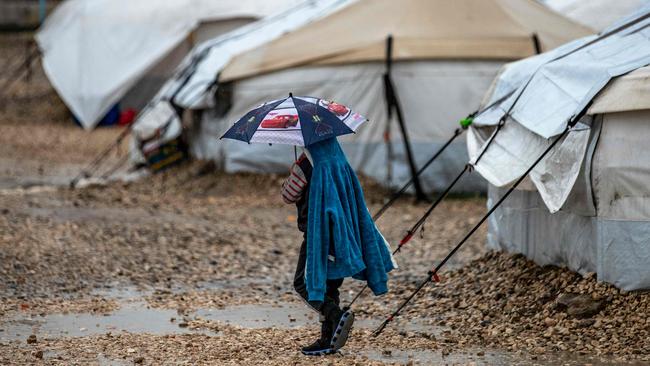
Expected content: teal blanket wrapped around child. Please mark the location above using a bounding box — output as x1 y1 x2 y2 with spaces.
305 137 396 301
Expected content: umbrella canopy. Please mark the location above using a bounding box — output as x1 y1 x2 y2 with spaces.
221 95 367 146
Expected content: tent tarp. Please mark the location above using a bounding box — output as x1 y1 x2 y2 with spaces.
191 61 501 193
131 0 590 193
158 0 356 110
588 65 650 114
469 6 650 211
544 0 650 31
487 186 650 291
36 0 295 129
487 112 650 290
474 10 650 138
220 0 592 81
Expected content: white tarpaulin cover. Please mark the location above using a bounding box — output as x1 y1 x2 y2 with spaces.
474 9 650 138
219 0 593 81
469 6 650 211
155 0 356 110
151 0 590 113
487 111 650 290
545 0 650 31
471 6 650 290
191 61 502 193
36 0 295 129
132 0 589 192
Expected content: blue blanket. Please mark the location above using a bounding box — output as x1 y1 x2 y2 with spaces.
305 138 395 301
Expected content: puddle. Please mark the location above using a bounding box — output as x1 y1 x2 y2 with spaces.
197 304 317 329
96 354 129 366
0 301 212 342
362 348 643 365
0 292 643 365
362 348 522 365
197 303 440 334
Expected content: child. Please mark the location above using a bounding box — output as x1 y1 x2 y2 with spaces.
282 137 396 356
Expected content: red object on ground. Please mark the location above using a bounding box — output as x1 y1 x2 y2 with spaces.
261 114 299 129
118 108 137 126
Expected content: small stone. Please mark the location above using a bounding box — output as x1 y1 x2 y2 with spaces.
127 348 136 354
26 335 37 344
33 350 43 359
134 356 144 364
556 293 605 318
577 319 595 328
544 317 557 327
476 351 485 356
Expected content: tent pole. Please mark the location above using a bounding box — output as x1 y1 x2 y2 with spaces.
383 35 427 201
532 33 541 54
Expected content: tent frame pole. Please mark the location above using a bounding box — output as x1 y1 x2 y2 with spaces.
383 35 427 201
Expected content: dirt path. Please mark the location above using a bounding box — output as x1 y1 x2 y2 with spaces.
1 151 646 365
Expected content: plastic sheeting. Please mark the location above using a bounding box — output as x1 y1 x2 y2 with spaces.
156 0 356 110
36 0 295 129
484 90 650 291
469 6 650 211
588 65 650 114
487 185 650 291
592 111 650 221
220 0 592 81
190 61 502 192
467 119 591 212
474 8 650 138
544 0 650 31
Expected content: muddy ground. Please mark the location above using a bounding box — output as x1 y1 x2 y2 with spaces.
0 33 648 365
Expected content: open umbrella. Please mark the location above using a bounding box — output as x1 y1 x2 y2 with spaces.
220 94 368 146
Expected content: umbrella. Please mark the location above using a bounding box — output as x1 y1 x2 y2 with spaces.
221 94 368 146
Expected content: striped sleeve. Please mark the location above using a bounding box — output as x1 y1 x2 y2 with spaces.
281 159 308 204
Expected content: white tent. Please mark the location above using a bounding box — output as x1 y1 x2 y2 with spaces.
467 6 650 290
544 0 650 31
136 0 590 193
35 0 295 129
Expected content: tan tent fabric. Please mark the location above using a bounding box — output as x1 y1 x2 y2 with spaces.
589 66 650 114
221 0 591 81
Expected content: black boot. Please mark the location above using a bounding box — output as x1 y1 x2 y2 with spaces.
301 320 334 356
327 308 354 351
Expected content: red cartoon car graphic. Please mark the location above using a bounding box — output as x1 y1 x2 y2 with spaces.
326 102 349 116
260 114 299 129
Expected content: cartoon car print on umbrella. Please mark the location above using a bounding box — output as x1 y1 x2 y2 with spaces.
221 94 368 147
260 114 299 129
325 101 349 117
